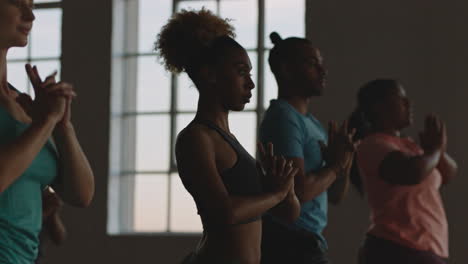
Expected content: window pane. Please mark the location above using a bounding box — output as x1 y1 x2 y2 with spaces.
265 0 305 48
134 115 171 171
6 62 29 93
244 51 258 110
133 174 168 232
220 0 257 49
229 112 256 156
136 56 171 112
169 173 202 232
138 0 172 53
31 8 62 58
176 113 196 135
6 47 28 60
263 50 277 108
177 1 217 13
176 74 198 111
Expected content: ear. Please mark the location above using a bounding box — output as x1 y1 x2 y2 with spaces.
278 62 293 80
198 66 217 85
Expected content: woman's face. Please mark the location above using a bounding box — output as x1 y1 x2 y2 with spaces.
0 0 35 49
378 84 413 130
213 47 255 111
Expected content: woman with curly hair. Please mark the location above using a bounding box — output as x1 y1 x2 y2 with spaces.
156 9 300 264
348 79 457 264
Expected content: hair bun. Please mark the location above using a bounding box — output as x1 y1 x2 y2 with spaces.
269 32 283 45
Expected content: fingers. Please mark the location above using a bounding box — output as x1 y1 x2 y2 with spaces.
257 142 266 158
283 160 295 177
276 156 287 179
267 142 274 158
271 155 277 176
40 72 58 89
44 82 77 98
25 64 42 89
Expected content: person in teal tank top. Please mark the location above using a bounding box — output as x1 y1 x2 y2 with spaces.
259 32 357 264
0 1 95 263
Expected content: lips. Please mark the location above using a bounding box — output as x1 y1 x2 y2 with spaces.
243 94 252 103
18 26 32 35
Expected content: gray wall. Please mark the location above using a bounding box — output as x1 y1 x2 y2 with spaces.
47 0 467 263
306 0 468 263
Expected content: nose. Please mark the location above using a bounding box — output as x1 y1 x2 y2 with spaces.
247 76 255 90
22 7 35 22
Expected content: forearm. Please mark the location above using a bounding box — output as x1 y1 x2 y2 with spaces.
327 171 350 205
44 213 67 245
437 152 457 184
298 167 337 203
0 118 56 193
408 149 442 183
268 190 301 223
53 125 94 207
226 191 284 225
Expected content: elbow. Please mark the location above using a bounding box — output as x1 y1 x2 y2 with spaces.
77 190 94 208
67 190 94 208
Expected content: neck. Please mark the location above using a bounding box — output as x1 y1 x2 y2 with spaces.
278 94 310 115
0 49 8 89
195 94 230 132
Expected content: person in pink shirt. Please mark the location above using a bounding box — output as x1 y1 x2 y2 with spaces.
348 79 458 264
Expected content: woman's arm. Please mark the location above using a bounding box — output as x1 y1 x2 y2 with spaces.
44 212 67 245
379 149 442 185
176 127 295 227
25 66 94 207
0 69 67 193
437 152 457 185
0 117 57 193
380 115 445 185
52 120 94 208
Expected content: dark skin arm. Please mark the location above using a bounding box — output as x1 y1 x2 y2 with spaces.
437 152 457 185
43 213 67 245
42 188 67 245
258 143 301 224
379 115 446 185
327 155 352 205
278 120 356 205
176 127 297 227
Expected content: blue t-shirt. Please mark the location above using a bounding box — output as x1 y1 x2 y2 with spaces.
0 86 58 264
259 99 328 245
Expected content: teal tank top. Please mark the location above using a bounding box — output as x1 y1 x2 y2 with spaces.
0 84 58 264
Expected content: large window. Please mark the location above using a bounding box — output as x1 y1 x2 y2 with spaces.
109 0 305 234
6 1 62 95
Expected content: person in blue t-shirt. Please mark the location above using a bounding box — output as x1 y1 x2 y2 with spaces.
259 32 356 264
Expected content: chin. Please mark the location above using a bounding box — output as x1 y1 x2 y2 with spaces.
232 105 245 111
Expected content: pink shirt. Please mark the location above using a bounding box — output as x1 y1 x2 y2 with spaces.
356 133 448 258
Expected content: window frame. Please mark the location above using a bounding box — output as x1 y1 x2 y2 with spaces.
6 1 63 94
109 0 304 235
